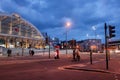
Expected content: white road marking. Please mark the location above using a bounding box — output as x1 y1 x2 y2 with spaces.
114 74 119 80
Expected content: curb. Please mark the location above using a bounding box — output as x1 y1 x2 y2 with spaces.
64 67 120 75
65 67 110 73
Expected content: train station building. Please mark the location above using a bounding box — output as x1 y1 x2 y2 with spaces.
0 12 44 49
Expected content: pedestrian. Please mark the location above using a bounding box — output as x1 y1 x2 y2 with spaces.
31 50 34 56
54 50 57 59
54 45 60 59
29 49 32 56
72 47 76 61
75 46 80 61
7 49 12 57
0 46 3 56
56 49 59 59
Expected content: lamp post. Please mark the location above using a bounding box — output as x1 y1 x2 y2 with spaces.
92 26 97 52
92 26 96 39
65 21 71 55
86 33 89 39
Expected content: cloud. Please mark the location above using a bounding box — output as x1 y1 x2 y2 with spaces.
1 0 120 42
13 0 30 7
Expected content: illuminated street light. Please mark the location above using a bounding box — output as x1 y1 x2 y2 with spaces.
86 33 89 38
65 21 71 55
92 26 97 52
92 26 96 39
66 21 71 28
97 35 100 38
92 26 96 31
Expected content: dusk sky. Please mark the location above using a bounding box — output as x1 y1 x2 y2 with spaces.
0 0 120 43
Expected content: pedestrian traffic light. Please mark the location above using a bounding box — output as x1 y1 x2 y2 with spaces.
109 25 115 38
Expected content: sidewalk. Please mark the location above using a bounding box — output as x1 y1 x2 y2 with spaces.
63 58 120 74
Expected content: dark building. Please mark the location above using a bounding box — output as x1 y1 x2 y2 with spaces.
77 39 102 52
51 37 60 46
60 39 76 49
42 33 60 48
108 40 120 50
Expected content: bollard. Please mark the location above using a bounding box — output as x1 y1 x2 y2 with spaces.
90 50 93 64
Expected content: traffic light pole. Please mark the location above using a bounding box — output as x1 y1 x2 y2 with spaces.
104 23 109 70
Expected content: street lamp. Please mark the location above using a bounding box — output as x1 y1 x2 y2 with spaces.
92 26 96 39
92 26 97 52
65 21 71 55
86 33 89 39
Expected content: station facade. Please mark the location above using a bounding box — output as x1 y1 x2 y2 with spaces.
0 12 44 49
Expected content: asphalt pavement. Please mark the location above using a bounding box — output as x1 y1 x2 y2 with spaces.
0 51 120 80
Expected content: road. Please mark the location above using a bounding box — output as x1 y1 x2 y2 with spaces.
0 52 120 80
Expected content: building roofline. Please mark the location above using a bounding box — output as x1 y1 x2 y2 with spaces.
0 12 44 40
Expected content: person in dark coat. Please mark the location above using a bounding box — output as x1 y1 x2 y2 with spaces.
31 50 34 56
29 49 32 56
7 49 12 57
73 48 76 61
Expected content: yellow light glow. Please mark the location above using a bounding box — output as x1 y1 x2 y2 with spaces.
65 21 71 28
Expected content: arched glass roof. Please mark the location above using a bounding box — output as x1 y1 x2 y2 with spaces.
0 12 44 40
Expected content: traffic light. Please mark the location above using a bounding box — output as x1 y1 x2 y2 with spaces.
109 25 115 38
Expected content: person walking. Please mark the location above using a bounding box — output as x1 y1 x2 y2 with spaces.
75 46 80 61
54 45 60 59
31 50 34 56
29 49 32 56
72 47 76 61
0 46 3 56
7 49 12 57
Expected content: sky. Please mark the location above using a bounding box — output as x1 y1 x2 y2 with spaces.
0 0 120 43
